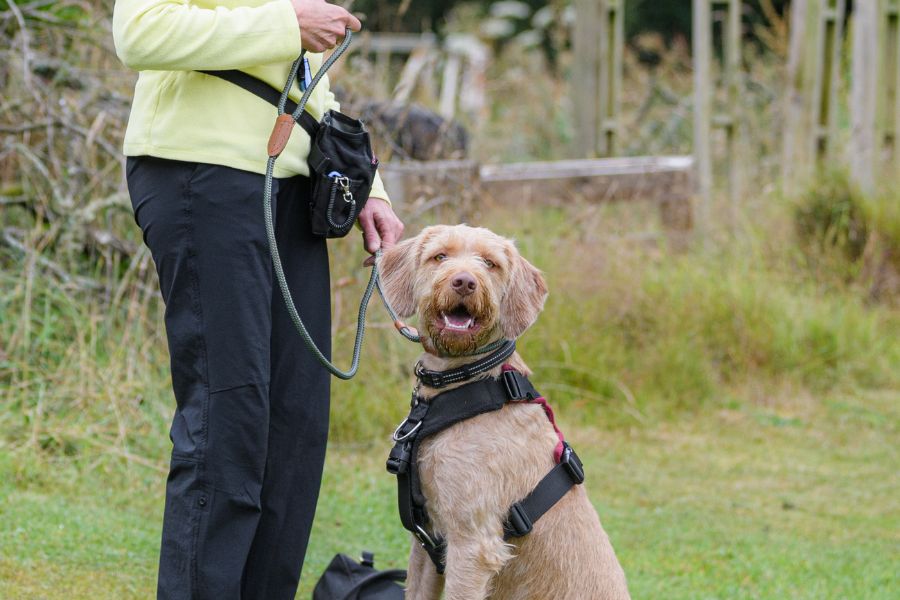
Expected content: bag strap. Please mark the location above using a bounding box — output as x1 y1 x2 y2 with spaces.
198 69 320 139
339 568 407 600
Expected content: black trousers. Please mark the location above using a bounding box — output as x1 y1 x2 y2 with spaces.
126 156 331 600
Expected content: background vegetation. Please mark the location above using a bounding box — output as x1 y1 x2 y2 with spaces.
1 1 898 598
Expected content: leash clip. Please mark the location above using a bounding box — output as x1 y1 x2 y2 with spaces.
337 176 353 203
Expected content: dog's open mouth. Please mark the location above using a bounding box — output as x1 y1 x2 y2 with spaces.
440 305 479 333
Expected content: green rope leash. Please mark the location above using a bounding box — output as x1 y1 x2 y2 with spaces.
264 31 370 380
264 30 511 379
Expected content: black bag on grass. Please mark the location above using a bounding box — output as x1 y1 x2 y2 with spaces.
312 551 405 600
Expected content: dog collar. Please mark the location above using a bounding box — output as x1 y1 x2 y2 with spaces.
414 339 517 389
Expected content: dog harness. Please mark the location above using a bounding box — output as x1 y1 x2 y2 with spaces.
386 354 585 573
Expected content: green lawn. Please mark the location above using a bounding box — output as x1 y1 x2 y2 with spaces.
2 388 896 599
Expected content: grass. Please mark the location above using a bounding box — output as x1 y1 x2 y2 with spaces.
3 194 900 598
1 387 896 599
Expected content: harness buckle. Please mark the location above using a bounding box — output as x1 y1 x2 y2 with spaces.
560 443 585 484
415 363 444 388
505 502 533 537
386 442 412 475
501 370 523 400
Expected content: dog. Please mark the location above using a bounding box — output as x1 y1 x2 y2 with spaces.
377 225 630 600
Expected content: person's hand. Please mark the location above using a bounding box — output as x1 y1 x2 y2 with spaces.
359 199 404 255
290 0 361 53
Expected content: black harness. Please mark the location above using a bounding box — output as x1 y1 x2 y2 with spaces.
386 347 585 573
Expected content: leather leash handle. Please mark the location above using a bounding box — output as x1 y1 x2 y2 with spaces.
268 113 295 158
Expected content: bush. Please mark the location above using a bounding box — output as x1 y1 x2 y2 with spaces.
792 171 900 303
793 171 869 265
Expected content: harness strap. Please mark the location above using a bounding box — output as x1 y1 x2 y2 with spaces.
414 340 518 389
198 69 321 139
503 442 584 539
387 370 583 574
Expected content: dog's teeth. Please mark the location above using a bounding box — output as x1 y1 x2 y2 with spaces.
442 314 474 331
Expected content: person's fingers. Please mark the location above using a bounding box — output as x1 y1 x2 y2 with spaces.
364 228 381 253
345 13 362 32
359 209 381 254
380 215 403 249
366 202 404 250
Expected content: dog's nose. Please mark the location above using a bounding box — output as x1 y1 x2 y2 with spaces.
451 272 477 296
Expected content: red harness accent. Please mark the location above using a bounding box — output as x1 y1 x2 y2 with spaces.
502 365 566 462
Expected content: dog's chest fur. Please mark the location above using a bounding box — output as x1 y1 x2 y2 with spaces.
416 401 559 539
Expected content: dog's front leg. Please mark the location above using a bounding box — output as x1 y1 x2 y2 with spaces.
442 535 511 600
405 539 444 600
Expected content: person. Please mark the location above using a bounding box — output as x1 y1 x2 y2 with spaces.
111 1 404 598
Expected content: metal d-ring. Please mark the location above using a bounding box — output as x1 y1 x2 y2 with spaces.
414 524 437 549
391 419 421 442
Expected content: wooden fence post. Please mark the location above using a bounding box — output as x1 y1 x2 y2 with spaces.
782 0 846 193
693 0 713 233
783 0 816 193
881 0 900 171
598 0 625 156
573 0 623 158
815 0 847 162
721 0 743 224
851 0 880 193
573 0 602 157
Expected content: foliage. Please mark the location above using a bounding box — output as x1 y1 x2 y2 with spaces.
792 171 900 302
794 170 869 263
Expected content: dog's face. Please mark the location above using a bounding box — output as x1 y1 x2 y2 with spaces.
378 225 548 356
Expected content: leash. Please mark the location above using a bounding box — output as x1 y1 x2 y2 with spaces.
262 30 509 379
264 30 369 380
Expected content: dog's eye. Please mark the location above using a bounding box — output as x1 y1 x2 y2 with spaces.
483 258 495 269
433 253 447 262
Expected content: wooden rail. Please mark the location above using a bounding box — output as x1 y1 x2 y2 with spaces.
380 156 694 235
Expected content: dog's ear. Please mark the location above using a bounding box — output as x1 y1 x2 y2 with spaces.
377 237 421 318
500 248 548 339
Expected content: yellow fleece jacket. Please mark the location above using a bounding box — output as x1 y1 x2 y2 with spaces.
112 0 389 203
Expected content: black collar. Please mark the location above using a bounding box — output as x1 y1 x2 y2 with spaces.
414 340 517 389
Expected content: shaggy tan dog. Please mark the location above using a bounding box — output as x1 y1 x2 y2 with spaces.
378 225 629 600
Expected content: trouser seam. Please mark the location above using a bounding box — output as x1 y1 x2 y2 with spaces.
183 163 211 598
